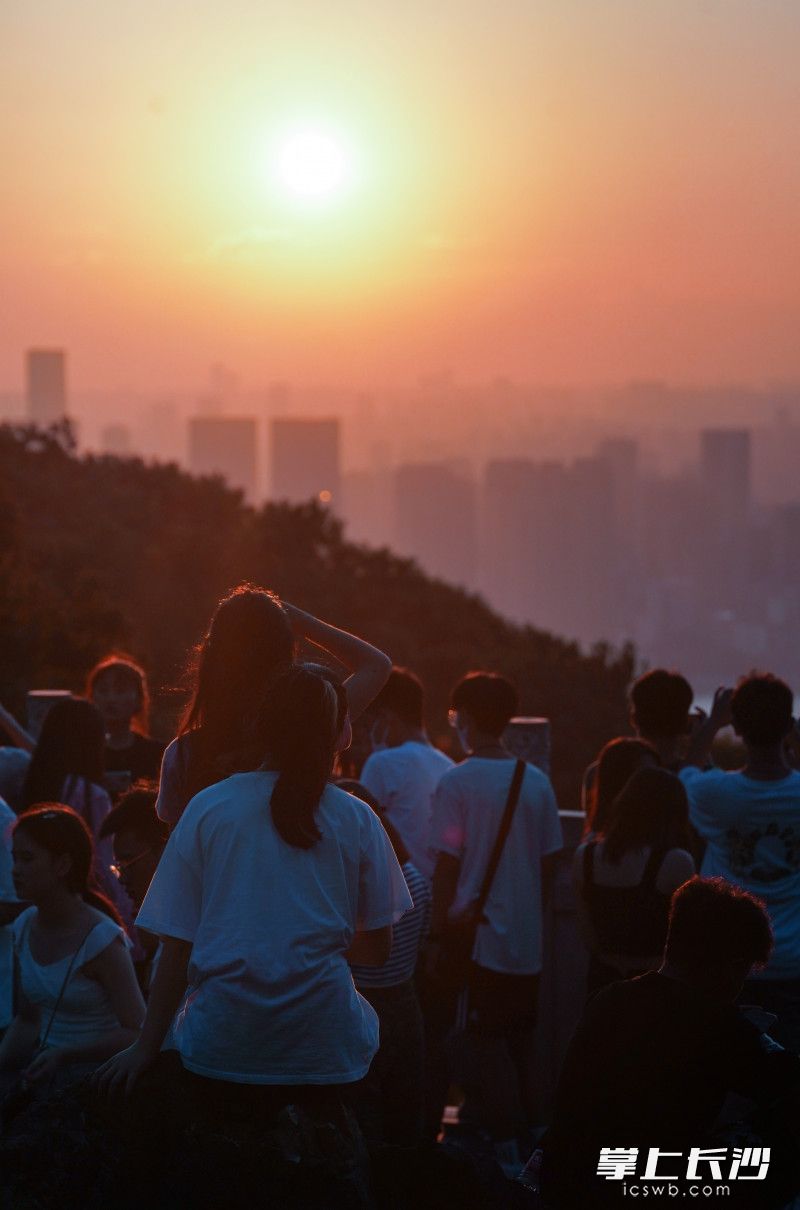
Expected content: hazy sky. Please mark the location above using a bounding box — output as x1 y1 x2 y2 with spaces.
2 0 799 396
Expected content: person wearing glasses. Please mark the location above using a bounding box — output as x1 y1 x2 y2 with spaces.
99 783 169 995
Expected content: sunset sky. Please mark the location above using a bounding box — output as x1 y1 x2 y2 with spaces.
2 0 799 394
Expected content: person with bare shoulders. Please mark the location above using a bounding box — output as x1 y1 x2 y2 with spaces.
574 766 696 996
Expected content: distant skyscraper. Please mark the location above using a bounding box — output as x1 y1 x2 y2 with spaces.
188 416 258 502
270 418 340 508
26 349 66 424
700 429 752 522
394 461 477 588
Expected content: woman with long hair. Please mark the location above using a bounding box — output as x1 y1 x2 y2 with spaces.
0 806 144 1098
97 665 410 1205
87 654 165 786
21 698 127 914
156 583 391 826
584 736 660 837
574 766 696 995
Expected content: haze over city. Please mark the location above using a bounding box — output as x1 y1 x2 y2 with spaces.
3 0 800 690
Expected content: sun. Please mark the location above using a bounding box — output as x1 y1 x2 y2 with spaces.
271 122 357 207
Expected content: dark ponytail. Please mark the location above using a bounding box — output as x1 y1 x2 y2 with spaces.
14 804 123 925
257 667 347 849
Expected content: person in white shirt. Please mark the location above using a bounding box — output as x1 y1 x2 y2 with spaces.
680 673 800 1052
96 666 412 1205
361 667 453 878
428 672 563 1171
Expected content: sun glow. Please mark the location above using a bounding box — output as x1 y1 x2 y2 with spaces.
270 122 357 207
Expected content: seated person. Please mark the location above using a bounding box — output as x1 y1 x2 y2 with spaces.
542 877 800 1209
99 782 169 994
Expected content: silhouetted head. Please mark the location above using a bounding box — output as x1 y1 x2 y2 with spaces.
603 766 692 863
588 736 660 835
731 673 794 748
100 782 168 909
664 877 772 1001
369 667 425 748
629 669 693 740
13 804 119 921
87 654 150 735
180 583 294 796
22 698 106 812
450 672 519 744
256 666 348 850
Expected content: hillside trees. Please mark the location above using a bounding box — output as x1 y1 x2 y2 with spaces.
0 422 635 804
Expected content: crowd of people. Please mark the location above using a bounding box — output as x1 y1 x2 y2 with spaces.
0 584 799 1208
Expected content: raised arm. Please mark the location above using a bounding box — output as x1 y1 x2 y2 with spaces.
685 687 733 768
283 603 391 720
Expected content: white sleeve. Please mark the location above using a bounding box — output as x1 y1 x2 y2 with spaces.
359 754 388 805
356 812 413 930
428 776 465 860
156 738 188 828
135 819 203 943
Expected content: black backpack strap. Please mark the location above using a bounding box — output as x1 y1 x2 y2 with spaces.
475 759 526 920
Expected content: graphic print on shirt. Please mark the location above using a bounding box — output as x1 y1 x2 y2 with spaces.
725 821 800 882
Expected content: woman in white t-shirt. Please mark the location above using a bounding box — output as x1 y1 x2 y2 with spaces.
0 806 144 1098
97 666 411 1203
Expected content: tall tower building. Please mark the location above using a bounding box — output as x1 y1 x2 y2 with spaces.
26 349 66 424
270 418 340 508
394 461 477 589
700 429 752 524
188 416 258 502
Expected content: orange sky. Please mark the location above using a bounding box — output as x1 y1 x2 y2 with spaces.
2 0 799 395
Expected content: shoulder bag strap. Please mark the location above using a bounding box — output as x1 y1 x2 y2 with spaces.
475 759 526 920
35 923 94 1055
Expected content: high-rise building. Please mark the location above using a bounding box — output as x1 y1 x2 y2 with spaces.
700 428 752 523
394 461 477 589
26 349 66 424
270 418 340 508
188 416 258 502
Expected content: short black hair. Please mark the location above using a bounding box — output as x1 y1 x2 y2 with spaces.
665 877 772 975
372 667 425 729
630 669 693 738
99 782 169 846
451 672 519 738
731 673 794 747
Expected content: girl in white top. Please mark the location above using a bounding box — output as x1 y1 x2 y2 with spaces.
97 665 411 1097
0 806 144 1097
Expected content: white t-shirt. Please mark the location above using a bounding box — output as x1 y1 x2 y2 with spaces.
137 771 413 1085
361 741 454 878
429 757 563 975
681 766 800 980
